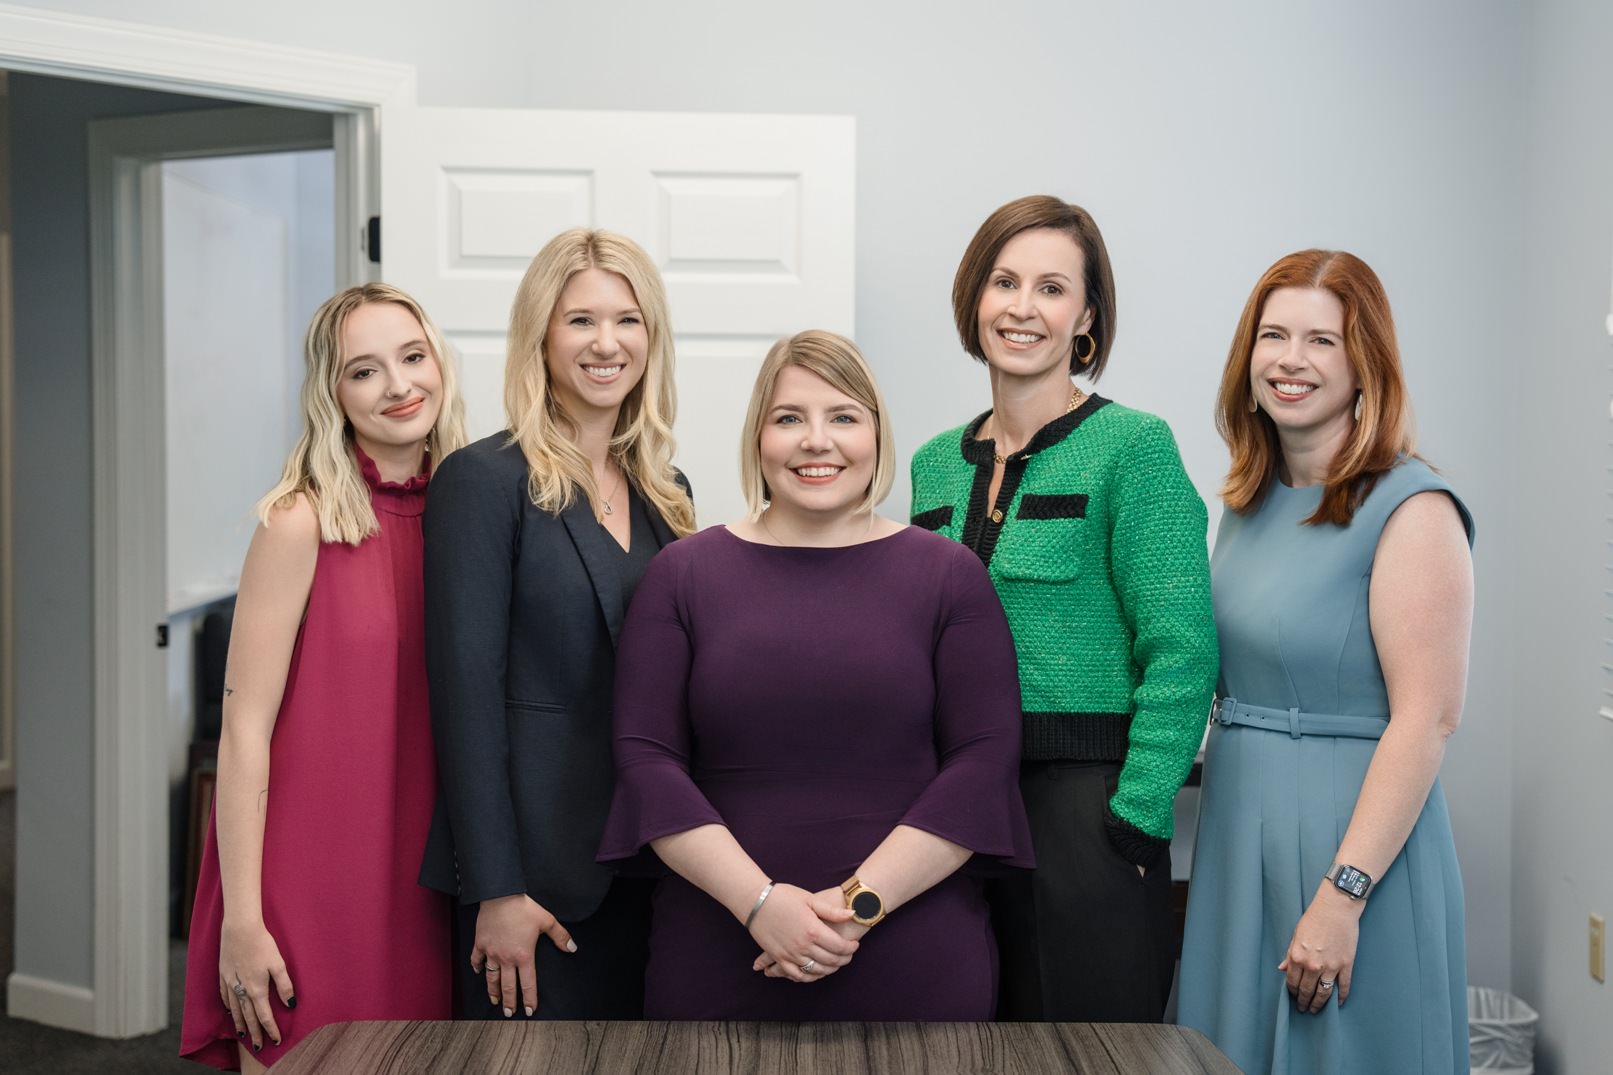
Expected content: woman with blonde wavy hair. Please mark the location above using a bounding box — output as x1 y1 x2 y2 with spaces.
181 283 468 1071
419 227 695 1021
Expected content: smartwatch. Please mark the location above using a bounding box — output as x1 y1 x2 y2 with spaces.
840 876 887 926
1325 862 1373 900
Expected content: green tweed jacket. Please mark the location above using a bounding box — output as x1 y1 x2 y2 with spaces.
910 395 1218 866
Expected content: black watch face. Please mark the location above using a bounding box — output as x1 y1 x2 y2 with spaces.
851 890 882 921
1334 865 1370 898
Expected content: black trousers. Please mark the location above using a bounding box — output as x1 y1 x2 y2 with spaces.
989 760 1177 1022
453 876 652 1020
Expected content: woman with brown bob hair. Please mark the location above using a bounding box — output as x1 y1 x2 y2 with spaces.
1178 250 1473 1074
419 228 695 1023
910 195 1218 1022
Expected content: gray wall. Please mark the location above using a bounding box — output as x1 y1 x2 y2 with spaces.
1513 0 1613 1071
9 0 1613 1066
8 73 230 989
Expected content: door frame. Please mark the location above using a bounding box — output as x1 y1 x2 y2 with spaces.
0 3 414 1037
86 104 340 1038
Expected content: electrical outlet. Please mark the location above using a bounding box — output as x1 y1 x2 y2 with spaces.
1592 914 1606 983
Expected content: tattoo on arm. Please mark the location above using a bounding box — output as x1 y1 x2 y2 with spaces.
223 685 235 697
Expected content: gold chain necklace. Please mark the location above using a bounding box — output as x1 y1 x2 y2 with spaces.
991 386 1086 465
758 507 874 547
759 509 783 545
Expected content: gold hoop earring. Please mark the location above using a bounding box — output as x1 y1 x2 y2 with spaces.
1073 334 1097 365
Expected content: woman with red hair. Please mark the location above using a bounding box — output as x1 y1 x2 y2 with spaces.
1178 250 1473 1074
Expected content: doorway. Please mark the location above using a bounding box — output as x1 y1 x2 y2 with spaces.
0 6 406 1038
1 65 372 1037
155 144 337 944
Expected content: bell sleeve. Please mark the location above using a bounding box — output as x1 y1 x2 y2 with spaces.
597 545 725 861
896 542 1036 869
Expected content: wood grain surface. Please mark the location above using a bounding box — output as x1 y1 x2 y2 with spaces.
273 1019 1243 1074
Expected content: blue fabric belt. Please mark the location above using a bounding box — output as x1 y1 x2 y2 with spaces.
1211 697 1387 741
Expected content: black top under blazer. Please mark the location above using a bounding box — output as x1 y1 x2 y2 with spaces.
418 432 681 920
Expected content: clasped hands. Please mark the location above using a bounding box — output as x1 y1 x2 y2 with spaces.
747 883 868 983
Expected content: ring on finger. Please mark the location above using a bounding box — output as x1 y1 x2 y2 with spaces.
485 964 500 973
800 958 817 973
1318 979 1335 991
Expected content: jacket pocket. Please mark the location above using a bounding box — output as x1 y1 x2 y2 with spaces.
1017 493 1087 520
992 513 1087 582
912 505 954 532
506 699 567 715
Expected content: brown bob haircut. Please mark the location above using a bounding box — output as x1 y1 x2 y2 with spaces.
1216 249 1415 526
951 195 1118 381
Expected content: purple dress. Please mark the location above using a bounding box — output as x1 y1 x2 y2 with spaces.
598 525 1034 1020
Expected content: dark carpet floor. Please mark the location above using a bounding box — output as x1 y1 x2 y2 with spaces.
0 789 197 1073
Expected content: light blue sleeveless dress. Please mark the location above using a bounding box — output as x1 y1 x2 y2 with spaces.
1177 458 1472 1075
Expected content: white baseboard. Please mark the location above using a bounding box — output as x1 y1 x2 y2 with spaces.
6 971 96 1035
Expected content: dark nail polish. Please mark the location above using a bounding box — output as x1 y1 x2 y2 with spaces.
272 1039 281 1047
253 1043 262 1053
237 1032 246 1040
286 995 298 1009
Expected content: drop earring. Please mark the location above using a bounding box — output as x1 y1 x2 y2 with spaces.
1354 392 1363 421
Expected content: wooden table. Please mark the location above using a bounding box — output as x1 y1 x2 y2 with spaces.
274 1019 1243 1074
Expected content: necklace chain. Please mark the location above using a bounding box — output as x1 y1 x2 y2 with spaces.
759 509 783 545
600 463 623 517
991 386 1086 465
758 507 875 547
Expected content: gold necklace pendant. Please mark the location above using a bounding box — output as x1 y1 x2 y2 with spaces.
993 386 1085 464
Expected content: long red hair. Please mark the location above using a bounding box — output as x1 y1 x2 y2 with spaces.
1216 249 1415 525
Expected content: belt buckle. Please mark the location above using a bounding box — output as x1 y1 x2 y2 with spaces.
1212 697 1236 725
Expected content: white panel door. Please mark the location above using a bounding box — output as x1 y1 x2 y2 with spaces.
381 107 855 527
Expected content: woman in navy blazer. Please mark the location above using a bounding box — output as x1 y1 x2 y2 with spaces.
419 228 696 1020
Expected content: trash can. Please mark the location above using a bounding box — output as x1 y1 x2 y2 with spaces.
1469 986 1538 1074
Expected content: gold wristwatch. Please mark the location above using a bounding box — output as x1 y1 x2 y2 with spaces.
841 876 887 926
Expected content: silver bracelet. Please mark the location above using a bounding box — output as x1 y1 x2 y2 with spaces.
744 881 775 930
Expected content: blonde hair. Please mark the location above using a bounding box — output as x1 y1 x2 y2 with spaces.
739 330 896 520
504 228 696 537
256 284 469 544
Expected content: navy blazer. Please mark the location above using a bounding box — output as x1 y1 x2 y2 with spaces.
418 432 680 919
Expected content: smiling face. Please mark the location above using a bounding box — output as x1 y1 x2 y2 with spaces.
1249 286 1359 442
975 227 1094 384
334 301 444 459
758 364 878 524
543 267 649 423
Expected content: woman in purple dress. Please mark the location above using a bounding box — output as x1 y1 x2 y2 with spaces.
599 330 1034 1020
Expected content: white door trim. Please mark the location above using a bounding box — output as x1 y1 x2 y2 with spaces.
0 3 415 108
0 3 416 1037
86 130 169 1037
87 106 337 1038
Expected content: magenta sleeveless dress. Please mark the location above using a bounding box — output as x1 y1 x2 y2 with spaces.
181 452 450 1069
